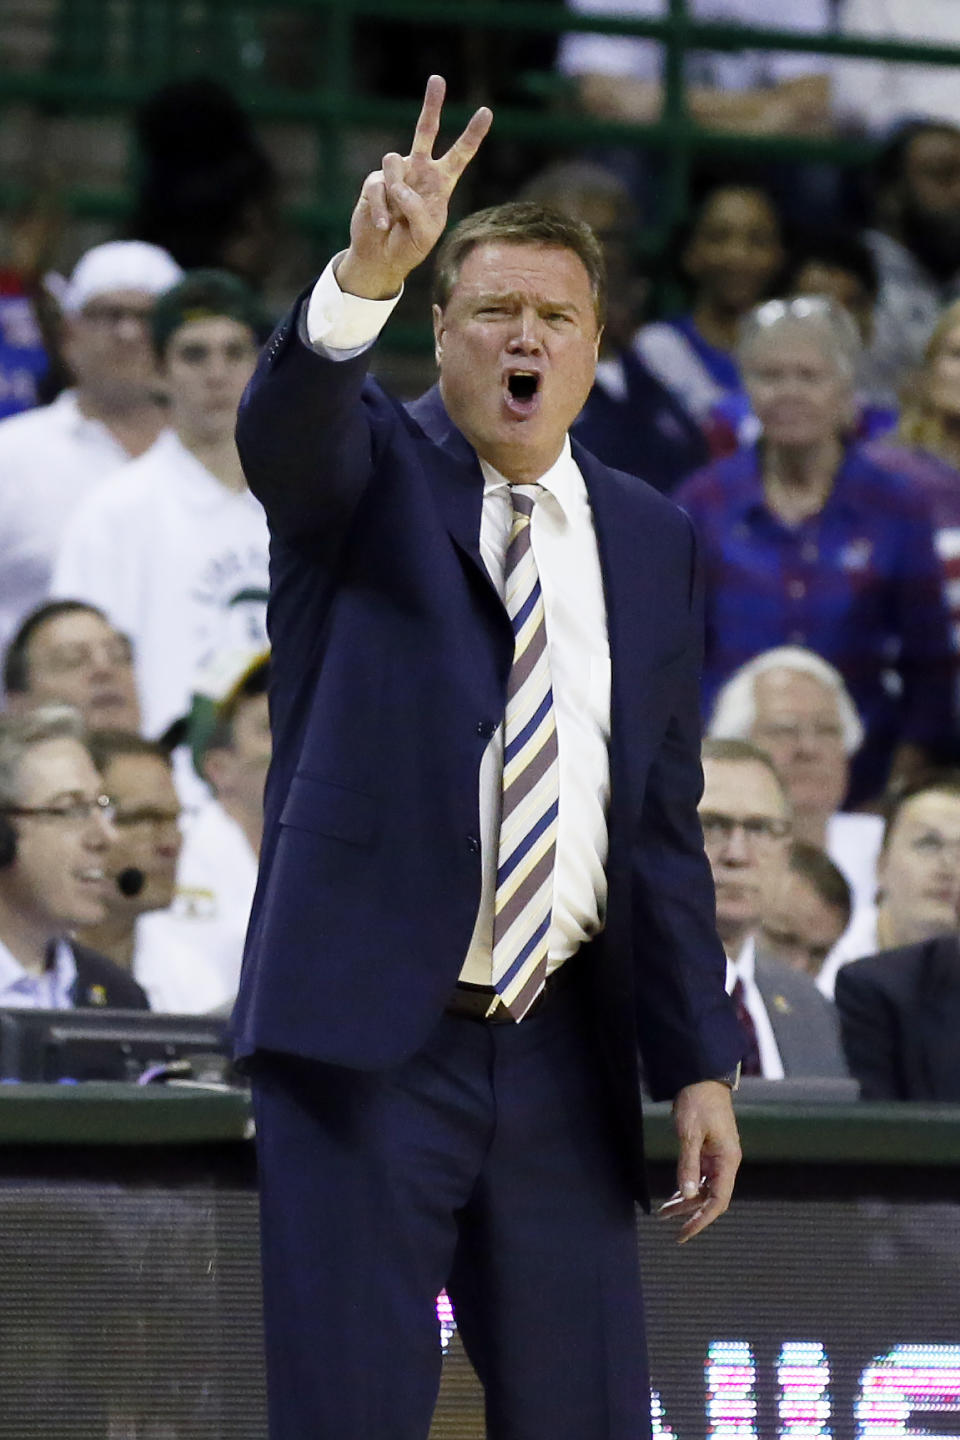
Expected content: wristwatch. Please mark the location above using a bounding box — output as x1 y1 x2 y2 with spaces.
714 1063 742 1091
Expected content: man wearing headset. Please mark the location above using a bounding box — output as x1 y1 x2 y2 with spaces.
0 705 147 1009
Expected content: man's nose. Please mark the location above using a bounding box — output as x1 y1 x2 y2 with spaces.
506 311 544 352
719 825 751 863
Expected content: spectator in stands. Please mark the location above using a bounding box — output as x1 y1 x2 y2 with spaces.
866 297 960 642
709 229 893 453
175 653 269 1005
858 121 960 408
759 841 852 980
835 930 960 1100
823 771 960 994
835 1 960 136
785 231 879 348
76 731 228 1014
676 296 956 805
129 78 280 292
518 160 707 491
0 706 147 1008
708 647 883 917
557 0 832 137
699 738 847 1078
634 180 785 426
52 269 270 739
0 241 182 653
3 600 141 734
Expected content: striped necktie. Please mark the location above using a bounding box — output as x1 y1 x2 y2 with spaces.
491 485 560 1021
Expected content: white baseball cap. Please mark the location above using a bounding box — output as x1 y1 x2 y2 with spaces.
45 240 184 314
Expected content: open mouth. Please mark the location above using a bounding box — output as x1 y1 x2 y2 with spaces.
504 370 541 417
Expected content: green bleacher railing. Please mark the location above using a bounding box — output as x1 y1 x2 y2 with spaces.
5 0 960 347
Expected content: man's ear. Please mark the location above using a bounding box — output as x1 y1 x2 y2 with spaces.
432 304 444 367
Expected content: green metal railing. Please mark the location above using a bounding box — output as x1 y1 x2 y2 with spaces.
5 0 960 334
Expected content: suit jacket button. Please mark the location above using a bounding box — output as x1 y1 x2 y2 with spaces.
466 835 481 853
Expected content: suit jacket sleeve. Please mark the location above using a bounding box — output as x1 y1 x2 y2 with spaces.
630 518 744 1099
235 292 382 551
834 958 901 1099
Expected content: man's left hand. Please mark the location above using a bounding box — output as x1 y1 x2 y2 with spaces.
659 1081 741 1244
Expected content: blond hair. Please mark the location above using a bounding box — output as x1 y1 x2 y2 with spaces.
896 297 960 455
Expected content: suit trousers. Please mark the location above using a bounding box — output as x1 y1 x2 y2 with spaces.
250 974 651 1440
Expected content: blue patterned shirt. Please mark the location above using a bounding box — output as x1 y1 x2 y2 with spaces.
675 443 957 800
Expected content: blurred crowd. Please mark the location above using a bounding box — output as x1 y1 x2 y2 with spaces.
5 4 960 1101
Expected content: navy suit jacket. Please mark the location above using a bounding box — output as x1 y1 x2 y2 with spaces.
835 935 960 1100
232 298 743 1194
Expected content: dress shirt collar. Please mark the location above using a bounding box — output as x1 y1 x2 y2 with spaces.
478 435 578 522
725 933 756 993
727 443 865 524
0 935 77 1009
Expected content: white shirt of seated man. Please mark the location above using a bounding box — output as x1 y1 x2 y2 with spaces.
699 746 794 1079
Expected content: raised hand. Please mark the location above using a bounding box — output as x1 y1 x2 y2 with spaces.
336 75 492 300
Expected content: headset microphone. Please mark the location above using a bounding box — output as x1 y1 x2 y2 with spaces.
117 867 145 898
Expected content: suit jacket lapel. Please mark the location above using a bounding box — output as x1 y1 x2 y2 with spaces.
405 386 490 580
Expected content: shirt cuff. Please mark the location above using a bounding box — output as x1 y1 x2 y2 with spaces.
303 252 404 360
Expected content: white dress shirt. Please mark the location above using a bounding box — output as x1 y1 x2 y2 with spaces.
726 935 785 1079
0 936 77 1009
305 258 612 983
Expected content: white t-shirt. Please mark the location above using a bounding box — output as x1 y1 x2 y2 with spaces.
827 810 883 919
835 0 960 131
817 903 878 999
557 0 830 90
172 798 257 1002
133 910 232 1015
0 390 130 653
51 430 270 737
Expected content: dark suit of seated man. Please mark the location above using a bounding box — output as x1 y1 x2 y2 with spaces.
232 77 744 1440
836 935 960 1099
0 705 147 1010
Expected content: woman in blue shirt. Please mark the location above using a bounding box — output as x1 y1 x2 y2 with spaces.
675 296 956 805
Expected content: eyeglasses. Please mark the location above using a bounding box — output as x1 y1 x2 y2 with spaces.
38 639 134 676
700 812 791 847
3 794 116 824
111 807 181 831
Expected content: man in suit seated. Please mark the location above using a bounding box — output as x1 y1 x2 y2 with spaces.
836 771 960 1099
0 705 147 1009
700 737 847 1078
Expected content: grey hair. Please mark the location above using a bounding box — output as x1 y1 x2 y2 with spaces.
738 295 862 379
0 705 87 808
707 647 864 755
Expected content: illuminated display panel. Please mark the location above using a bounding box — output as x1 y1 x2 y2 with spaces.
0 1162 958 1438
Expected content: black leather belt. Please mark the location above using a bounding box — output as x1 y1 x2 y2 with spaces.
446 959 580 1024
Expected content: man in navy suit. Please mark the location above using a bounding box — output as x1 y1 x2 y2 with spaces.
234 76 743 1440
